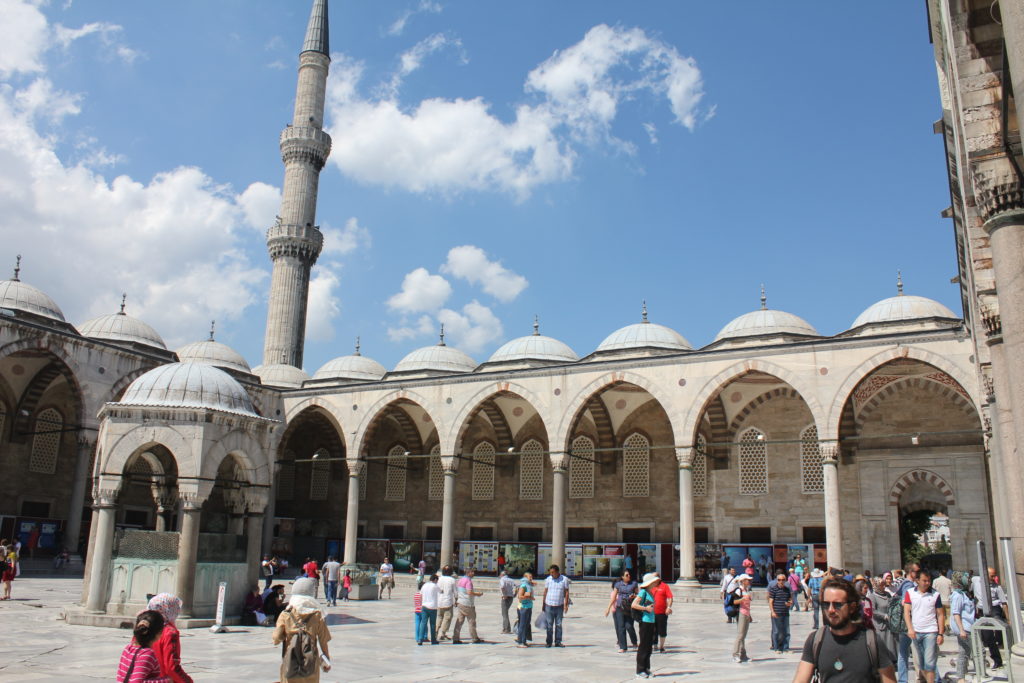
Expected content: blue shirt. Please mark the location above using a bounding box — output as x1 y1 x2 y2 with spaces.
544 574 569 607
518 580 534 609
637 589 656 623
807 576 822 596
950 590 975 635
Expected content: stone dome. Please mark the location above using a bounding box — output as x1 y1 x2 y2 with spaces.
253 363 310 388
176 339 250 373
79 311 166 350
314 351 386 381
119 362 256 415
597 312 692 353
393 341 476 375
851 295 958 329
0 278 65 322
488 321 578 364
715 308 819 341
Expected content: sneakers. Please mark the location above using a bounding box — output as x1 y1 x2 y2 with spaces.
733 655 742 663
635 673 650 679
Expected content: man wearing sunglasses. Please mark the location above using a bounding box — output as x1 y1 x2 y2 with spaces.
793 577 896 682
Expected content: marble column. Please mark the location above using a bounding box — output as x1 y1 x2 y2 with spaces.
65 436 95 556
245 513 264 589
85 494 118 613
440 456 458 567
343 460 362 565
151 487 175 533
262 463 279 556
820 442 843 570
674 447 699 586
175 501 202 618
549 452 569 572
1000 1 1024 144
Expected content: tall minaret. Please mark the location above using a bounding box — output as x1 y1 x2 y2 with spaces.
263 0 331 368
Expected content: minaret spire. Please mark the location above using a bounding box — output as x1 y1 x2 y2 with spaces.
262 0 332 368
119 293 127 315
12 255 21 281
896 270 904 295
760 284 767 310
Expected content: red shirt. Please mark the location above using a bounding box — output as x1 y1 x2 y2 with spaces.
304 561 318 578
652 583 673 614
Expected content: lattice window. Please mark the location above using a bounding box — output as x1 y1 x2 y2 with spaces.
428 444 443 500
801 425 823 494
569 435 595 499
694 434 708 497
622 433 650 497
358 459 367 501
519 439 544 500
0 404 6 441
385 444 407 501
276 450 296 501
309 449 330 501
472 441 495 500
738 428 768 495
29 408 62 474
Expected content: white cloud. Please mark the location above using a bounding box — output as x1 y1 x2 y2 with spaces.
325 24 704 198
387 0 443 37
441 245 527 302
642 122 658 144
13 78 80 122
322 217 371 257
238 181 281 231
437 300 502 353
54 20 139 65
387 314 435 342
0 0 49 77
305 268 341 342
382 33 463 98
386 267 451 313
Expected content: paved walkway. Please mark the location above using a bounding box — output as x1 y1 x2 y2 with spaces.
0 577 996 682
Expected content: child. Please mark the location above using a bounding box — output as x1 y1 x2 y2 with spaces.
147 593 193 683
117 610 171 683
341 570 352 601
414 583 425 643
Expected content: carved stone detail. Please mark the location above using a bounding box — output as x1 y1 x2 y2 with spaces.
981 306 1002 341
675 447 696 469
818 442 839 465
548 452 570 471
978 176 1024 224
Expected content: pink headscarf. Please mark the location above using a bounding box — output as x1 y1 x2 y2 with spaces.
147 593 182 625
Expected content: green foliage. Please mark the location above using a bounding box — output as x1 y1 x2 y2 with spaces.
900 509 935 564
933 539 951 555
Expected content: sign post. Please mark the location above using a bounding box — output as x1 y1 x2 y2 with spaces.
209 581 228 633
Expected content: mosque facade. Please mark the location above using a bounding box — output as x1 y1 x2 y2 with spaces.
0 0 1018 620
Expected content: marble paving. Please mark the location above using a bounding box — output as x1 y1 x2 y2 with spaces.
0 577 978 682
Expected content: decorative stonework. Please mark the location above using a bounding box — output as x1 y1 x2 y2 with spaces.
520 439 545 500
818 442 839 465
384 444 406 501
622 433 650 497
471 441 495 500
888 469 955 507
800 425 824 493
693 434 707 497
737 428 768 495
924 372 972 401
981 306 1002 341
428 445 443 500
978 178 1024 224
29 408 62 474
853 375 900 404
568 436 593 499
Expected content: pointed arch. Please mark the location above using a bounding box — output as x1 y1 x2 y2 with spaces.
824 346 980 440
446 380 551 453
889 469 956 509
352 388 441 459
283 396 350 443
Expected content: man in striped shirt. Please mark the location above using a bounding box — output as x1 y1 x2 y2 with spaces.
543 564 571 648
767 573 793 653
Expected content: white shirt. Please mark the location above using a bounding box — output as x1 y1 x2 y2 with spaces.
420 582 440 609
905 587 942 633
437 575 456 608
720 573 737 593
544 574 570 607
380 562 394 578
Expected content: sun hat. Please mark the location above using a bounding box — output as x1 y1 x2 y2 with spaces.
291 577 317 597
639 572 659 589
737 574 752 583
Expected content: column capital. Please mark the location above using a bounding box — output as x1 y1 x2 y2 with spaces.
244 487 270 514
441 455 460 474
151 485 177 511
92 490 119 509
548 451 570 472
818 442 839 465
346 458 365 478
179 491 208 511
675 446 697 469
981 305 1003 344
978 174 1024 227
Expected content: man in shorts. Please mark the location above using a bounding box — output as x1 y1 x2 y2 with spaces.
903 572 944 683
379 556 395 599
793 576 896 682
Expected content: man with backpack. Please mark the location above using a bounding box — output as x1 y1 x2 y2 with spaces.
792 577 897 682
891 562 920 683
807 568 824 630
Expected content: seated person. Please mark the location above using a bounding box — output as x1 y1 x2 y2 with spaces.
242 585 265 626
262 584 286 625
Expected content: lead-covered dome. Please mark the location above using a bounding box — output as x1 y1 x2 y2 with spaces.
715 309 818 341
314 341 386 381
79 303 166 350
393 334 476 375
851 295 957 328
488 320 578 364
176 326 250 374
253 363 310 388
119 362 256 415
597 306 692 354
0 258 65 322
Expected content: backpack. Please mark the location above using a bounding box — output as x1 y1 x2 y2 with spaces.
885 591 907 635
281 612 318 679
810 626 879 682
724 590 740 617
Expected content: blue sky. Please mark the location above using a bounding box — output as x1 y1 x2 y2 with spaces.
0 0 957 373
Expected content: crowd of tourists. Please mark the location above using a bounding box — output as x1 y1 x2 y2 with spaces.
108 551 1016 683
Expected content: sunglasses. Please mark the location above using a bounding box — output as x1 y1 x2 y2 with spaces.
823 601 851 610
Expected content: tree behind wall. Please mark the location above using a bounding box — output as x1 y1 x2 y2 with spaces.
900 509 935 565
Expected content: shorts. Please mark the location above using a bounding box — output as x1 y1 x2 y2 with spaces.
655 613 668 638
380 576 395 588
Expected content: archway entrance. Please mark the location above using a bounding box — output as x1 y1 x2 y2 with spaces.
896 478 952 570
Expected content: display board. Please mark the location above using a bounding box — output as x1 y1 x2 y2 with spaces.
389 540 423 573
356 539 389 565
695 543 724 584
722 544 774 586
537 543 582 576
582 544 626 578
459 542 499 572
500 543 537 576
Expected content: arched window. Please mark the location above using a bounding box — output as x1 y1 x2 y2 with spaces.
358 459 367 501
738 427 768 495
622 433 650 497
472 441 495 500
569 435 594 499
29 408 63 474
519 439 543 500
385 444 407 501
800 425 823 494
428 444 443 500
276 450 296 501
309 448 330 500
694 433 708 497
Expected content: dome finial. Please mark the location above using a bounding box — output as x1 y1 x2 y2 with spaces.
533 315 540 336
439 324 446 346
209 320 216 341
12 255 21 282
897 270 904 296
119 293 127 315
641 300 649 323
760 284 767 310
354 336 361 356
